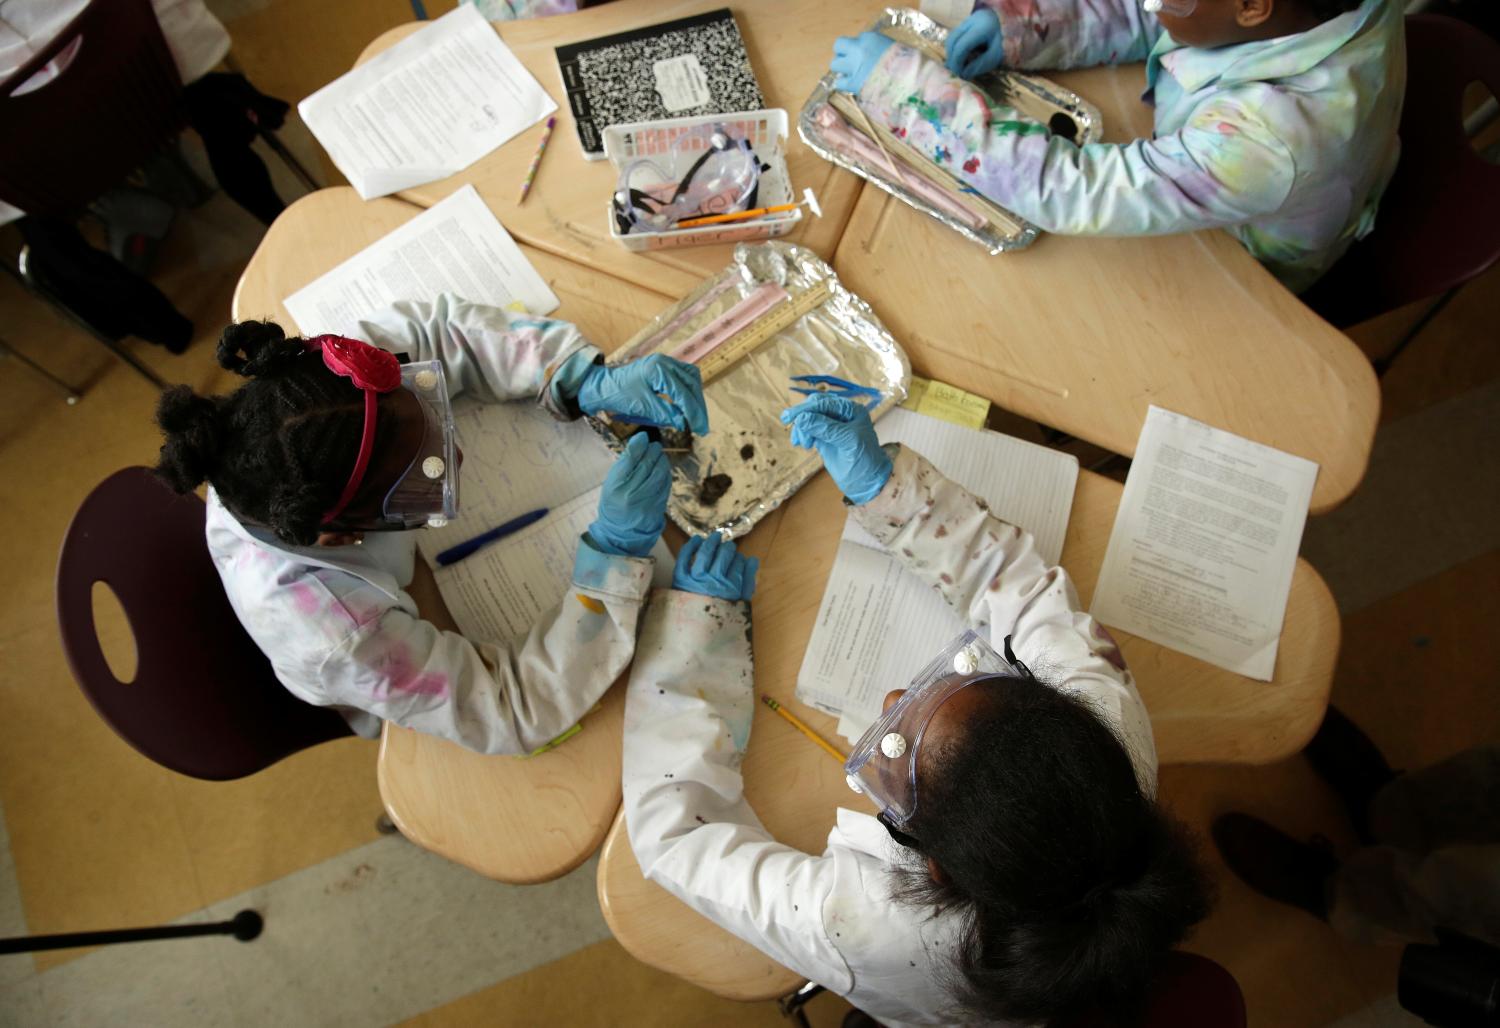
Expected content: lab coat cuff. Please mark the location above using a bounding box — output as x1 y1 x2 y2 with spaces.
542 344 603 420
850 444 925 523
572 535 654 601
650 589 750 642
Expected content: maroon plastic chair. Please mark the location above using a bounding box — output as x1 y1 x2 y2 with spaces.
1301 14 1500 365
56 467 352 781
0 0 187 216
1064 952 1247 1028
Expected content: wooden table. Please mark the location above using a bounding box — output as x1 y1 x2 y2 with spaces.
830 62 1379 513
596 467 1340 999
233 186 677 882
353 0 888 299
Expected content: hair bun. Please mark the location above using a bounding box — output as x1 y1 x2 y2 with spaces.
218 320 305 378
153 386 221 493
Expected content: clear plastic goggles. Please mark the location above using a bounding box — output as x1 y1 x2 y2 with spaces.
612 124 760 234
339 360 459 532
844 631 1031 830
1142 0 1197 16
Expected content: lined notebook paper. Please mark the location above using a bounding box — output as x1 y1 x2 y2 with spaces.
795 409 1079 740
414 400 672 643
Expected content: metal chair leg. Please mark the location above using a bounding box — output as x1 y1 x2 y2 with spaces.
258 128 321 192
0 335 81 403
0 910 262 955
1374 286 1458 378
777 981 826 1026
9 248 168 390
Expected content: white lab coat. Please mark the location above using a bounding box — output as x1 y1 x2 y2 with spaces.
207 295 659 755
622 444 1157 1026
0 0 231 225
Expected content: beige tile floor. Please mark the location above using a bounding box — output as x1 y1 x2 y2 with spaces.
0 1 1496 1024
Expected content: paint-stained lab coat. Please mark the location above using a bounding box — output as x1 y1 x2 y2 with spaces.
622 445 1156 1026
207 294 657 755
857 0 1404 292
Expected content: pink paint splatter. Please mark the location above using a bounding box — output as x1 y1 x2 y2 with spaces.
289 582 322 616
373 643 450 699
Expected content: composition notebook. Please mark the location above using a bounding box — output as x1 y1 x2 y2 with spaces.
794 409 1080 742
414 400 672 644
555 8 764 159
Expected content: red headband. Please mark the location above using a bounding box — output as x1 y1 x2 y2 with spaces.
308 335 403 526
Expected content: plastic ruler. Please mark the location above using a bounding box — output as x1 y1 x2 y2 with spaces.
692 278 835 384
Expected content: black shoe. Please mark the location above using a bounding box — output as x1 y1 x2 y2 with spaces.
1212 813 1339 920
1304 706 1398 844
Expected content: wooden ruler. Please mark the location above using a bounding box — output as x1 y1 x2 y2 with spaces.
694 278 835 384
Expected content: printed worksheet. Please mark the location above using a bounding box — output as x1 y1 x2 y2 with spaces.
299 5 555 198
282 186 559 334
795 408 1080 740
1090 406 1319 681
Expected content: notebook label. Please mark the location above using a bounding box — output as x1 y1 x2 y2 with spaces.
652 54 711 112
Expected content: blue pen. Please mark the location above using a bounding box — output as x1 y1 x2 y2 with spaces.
434 508 549 567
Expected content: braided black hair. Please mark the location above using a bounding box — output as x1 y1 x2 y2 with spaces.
154 321 390 546
890 677 1212 1026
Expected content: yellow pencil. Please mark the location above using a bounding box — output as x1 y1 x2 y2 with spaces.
675 188 823 229
762 695 846 764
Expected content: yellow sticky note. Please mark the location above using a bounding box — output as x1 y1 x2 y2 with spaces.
901 376 991 430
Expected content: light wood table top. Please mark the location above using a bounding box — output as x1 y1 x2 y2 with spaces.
353 0 891 299
597 466 1339 1000
831 61 1379 514
233 186 677 882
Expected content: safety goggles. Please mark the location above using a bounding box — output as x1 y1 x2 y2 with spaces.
311 335 459 531
1141 0 1197 16
613 124 760 234
844 631 1033 836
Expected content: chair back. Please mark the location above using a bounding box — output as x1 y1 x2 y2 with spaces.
0 0 187 216
1065 952 1247 1028
56 467 352 781
1303 14 1500 327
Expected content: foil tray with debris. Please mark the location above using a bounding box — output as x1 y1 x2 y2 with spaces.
589 241 911 538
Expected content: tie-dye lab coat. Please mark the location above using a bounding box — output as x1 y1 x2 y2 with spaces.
858 0 1405 292
620 445 1156 1026
205 295 657 754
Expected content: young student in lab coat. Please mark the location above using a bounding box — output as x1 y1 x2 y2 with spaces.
827 0 1404 293
621 395 1211 1027
153 293 708 755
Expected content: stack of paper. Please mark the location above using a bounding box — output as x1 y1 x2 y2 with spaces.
284 185 559 335
300 5 556 199
795 409 1080 741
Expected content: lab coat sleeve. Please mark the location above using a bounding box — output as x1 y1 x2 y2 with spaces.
621 591 857 992
314 538 654 755
353 293 600 419
858 49 1296 238
851 445 1159 788
974 0 1162 69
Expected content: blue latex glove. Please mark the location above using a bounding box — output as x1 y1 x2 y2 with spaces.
830 32 895 94
672 533 758 602
588 432 671 557
780 395 892 505
577 354 710 435
945 9 1005 80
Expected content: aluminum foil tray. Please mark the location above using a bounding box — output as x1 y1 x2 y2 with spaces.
590 242 911 539
798 7 1103 254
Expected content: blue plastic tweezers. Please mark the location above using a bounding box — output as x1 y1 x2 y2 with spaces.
790 374 883 408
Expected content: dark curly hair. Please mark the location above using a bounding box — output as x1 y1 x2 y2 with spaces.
891 676 1213 1026
154 321 393 546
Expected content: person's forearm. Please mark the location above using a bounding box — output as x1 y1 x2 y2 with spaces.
973 0 1161 68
